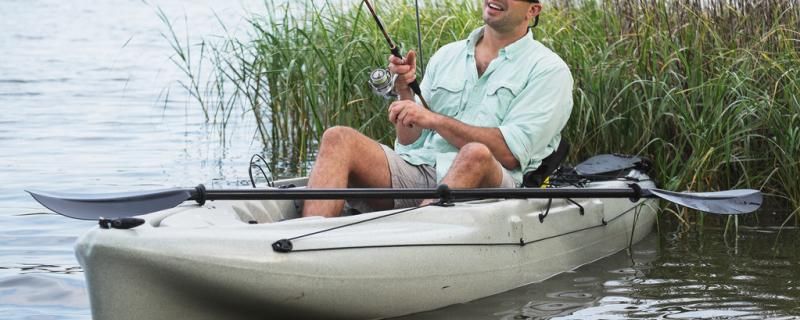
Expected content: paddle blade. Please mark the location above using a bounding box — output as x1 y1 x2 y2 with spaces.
26 188 193 220
649 188 762 214
575 154 648 175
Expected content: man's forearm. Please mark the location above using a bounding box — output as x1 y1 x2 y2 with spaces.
432 115 520 170
395 123 423 145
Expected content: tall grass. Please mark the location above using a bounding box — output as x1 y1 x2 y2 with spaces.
547 0 800 225
165 0 799 225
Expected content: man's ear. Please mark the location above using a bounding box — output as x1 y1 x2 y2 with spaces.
529 3 543 20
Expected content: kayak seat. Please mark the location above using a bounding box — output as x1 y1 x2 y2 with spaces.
522 139 570 188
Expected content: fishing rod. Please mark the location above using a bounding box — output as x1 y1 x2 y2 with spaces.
363 0 430 109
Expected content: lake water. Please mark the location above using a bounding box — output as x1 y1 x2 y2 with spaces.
1 1 798 319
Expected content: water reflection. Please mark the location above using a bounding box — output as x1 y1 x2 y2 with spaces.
402 229 800 319
1 0 265 317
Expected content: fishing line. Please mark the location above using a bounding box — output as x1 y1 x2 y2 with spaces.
628 205 643 249
414 0 424 75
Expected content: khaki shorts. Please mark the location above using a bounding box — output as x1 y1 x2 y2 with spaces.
347 144 516 213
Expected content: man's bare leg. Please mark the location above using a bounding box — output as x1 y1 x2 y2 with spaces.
421 143 505 206
302 126 393 217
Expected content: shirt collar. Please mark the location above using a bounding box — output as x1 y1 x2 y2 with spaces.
465 26 536 61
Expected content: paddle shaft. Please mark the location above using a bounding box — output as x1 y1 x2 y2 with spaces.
189 187 654 201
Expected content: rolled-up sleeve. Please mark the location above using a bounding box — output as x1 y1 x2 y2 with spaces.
498 65 573 171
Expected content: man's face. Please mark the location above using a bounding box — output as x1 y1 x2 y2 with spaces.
483 0 539 33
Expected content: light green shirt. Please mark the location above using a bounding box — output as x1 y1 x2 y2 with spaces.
395 26 573 186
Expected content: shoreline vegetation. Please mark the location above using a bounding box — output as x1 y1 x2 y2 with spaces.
163 0 799 227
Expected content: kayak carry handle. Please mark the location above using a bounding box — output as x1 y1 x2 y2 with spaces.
99 217 145 230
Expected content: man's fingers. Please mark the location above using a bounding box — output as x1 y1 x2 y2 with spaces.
389 55 404 65
402 117 414 127
397 108 407 124
398 74 416 86
405 50 416 69
388 103 398 123
388 63 412 75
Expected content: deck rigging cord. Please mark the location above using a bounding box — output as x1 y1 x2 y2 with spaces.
272 199 648 253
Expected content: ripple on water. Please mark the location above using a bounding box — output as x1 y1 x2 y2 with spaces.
0 274 89 308
664 309 753 319
547 291 594 299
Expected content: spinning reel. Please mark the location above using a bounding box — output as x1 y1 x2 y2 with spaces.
368 68 398 100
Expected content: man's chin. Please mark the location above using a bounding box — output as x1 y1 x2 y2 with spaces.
483 18 505 31
483 14 500 26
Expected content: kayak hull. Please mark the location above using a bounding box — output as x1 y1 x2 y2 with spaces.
76 176 657 319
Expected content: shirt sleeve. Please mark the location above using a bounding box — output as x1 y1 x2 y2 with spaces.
498 64 573 171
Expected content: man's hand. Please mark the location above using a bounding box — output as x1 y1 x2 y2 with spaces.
388 100 438 129
388 50 417 101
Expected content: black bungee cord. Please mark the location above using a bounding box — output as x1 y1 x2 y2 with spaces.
271 203 647 253
248 153 274 188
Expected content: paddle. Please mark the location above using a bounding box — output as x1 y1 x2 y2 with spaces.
26 184 762 220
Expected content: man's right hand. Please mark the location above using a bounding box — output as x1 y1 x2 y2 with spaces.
388 50 417 101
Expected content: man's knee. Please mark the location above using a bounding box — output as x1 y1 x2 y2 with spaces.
320 126 358 148
457 143 494 164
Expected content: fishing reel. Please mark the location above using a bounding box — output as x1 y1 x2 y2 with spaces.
368 68 398 100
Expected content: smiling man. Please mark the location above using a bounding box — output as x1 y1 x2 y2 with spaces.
303 0 573 217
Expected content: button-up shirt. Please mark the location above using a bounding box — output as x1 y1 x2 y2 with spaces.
395 26 573 186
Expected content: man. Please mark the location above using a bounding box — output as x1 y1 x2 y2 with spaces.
302 0 573 217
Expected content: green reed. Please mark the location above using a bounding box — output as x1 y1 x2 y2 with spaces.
166 0 799 225
545 0 799 225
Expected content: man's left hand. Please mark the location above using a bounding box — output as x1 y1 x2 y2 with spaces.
388 100 438 129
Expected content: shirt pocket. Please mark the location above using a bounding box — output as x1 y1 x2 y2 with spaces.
429 76 465 117
478 81 522 126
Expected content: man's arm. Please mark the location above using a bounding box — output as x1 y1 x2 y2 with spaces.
387 101 519 170
430 115 519 169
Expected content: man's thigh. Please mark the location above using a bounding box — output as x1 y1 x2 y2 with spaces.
348 145 436 212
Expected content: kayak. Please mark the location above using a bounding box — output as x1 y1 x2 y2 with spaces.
74 170 658 319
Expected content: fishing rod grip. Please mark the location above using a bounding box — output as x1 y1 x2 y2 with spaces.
390 46 430 109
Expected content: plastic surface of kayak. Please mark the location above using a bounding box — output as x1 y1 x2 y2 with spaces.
75 172 658 319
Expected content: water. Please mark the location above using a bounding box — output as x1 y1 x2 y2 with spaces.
402 229 800 319
1 1 798 319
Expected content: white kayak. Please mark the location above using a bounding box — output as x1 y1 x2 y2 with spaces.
75 172 658 319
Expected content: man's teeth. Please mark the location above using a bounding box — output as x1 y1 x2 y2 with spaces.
488 3 503 10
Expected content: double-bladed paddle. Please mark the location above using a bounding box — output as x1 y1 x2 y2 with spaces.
26 184 763 220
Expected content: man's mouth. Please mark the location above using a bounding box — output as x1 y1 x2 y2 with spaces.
487 2 504 11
